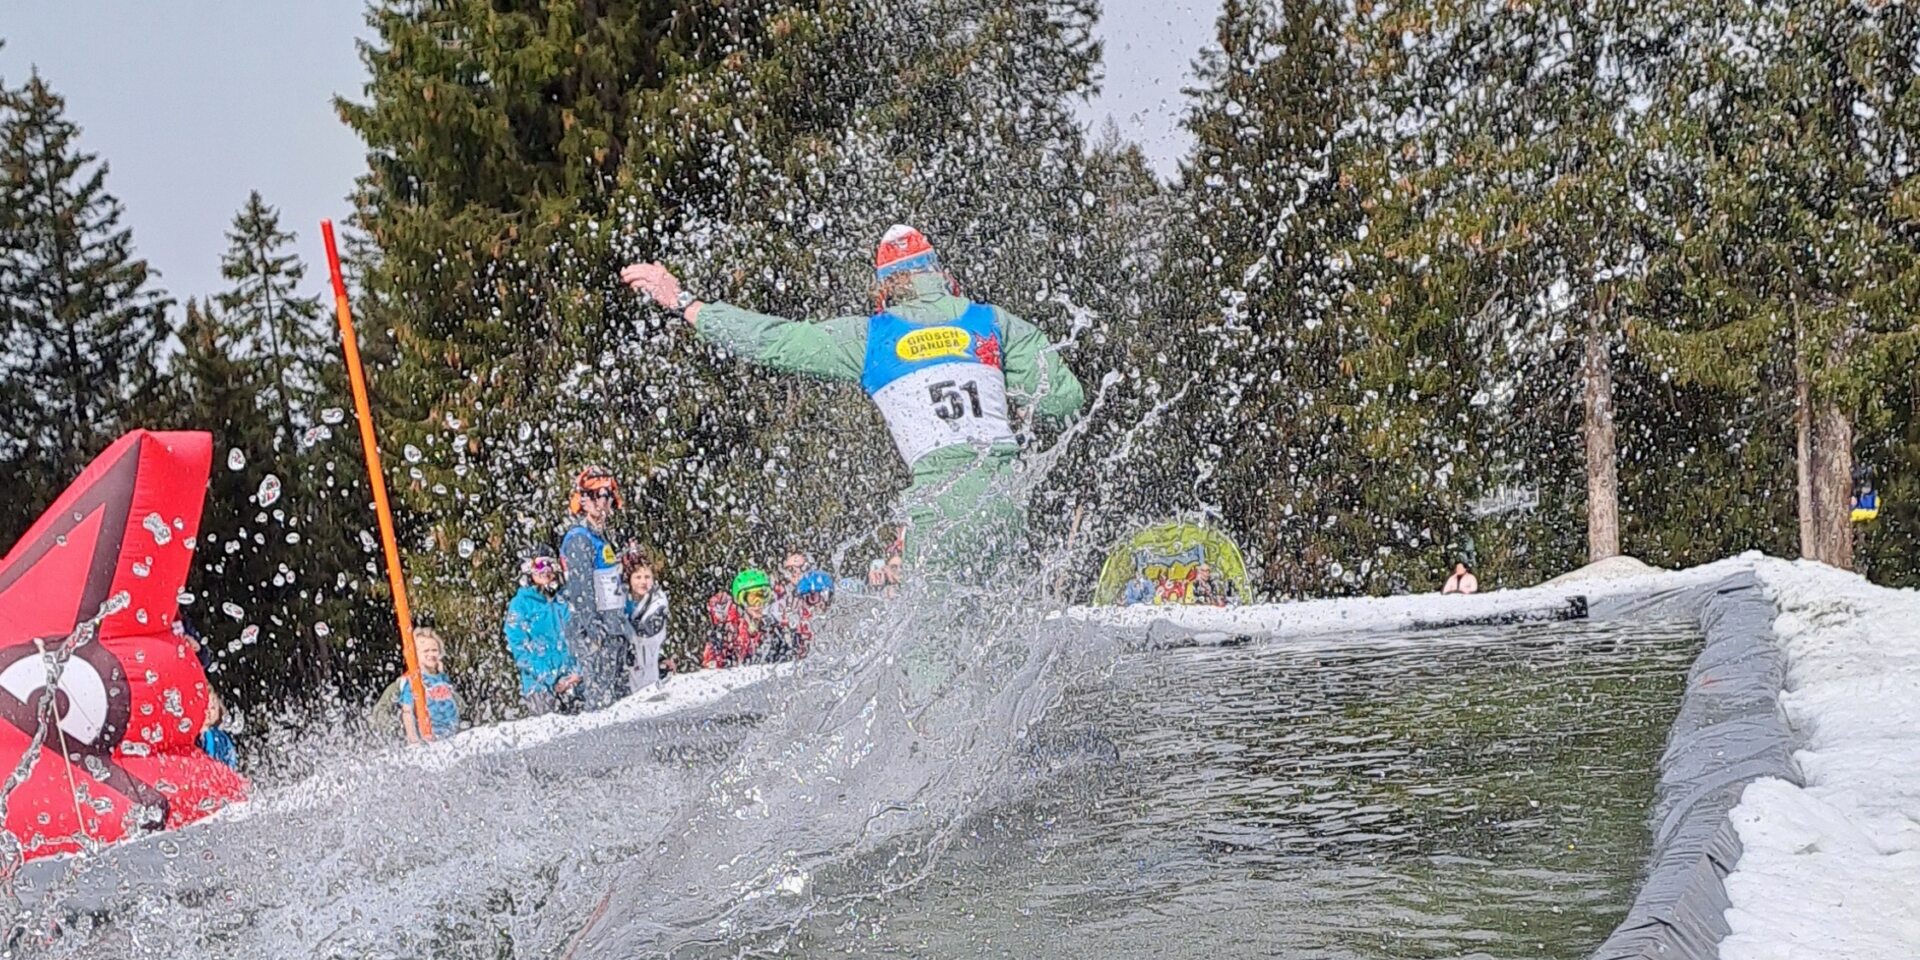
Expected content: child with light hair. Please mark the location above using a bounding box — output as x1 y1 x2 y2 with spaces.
398 626 462 743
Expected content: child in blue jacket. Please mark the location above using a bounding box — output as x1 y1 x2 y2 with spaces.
504 548 582 715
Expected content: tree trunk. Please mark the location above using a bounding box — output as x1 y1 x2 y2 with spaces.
1582 301 1620 563
1795 353 1815 559
1809 397 1854 570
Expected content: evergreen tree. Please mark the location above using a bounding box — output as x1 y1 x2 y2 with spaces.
164 195 394 717
340 0 1114 684
0 72 171 543
1640 0 1920 571
1126 0 1411 596
216 191 330 450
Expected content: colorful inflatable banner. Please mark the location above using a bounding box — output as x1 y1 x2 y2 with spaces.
1092 521 1254 605
0 431 247 860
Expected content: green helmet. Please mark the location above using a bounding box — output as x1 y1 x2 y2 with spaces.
730 568 772 604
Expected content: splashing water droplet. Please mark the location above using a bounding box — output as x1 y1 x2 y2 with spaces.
404 444 423 463
131 558 152 578
322 407 345 424
240 625 260 645
227 449 246 471
256 475 282 507
221 602 244 621
314 622 331 638
142 513 172 545
457 538 475 558
360 530 378 553
176 590 196 606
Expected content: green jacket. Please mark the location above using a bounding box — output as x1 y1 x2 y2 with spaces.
693 272 1085 485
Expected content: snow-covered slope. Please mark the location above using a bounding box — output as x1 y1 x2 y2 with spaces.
1719 562 1920 959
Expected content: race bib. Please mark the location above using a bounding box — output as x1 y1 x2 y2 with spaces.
869 364 1014 465
593 566 625 612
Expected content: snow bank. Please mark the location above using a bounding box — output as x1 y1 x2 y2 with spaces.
235 664 780 818
1545 554 1664 585
1718 563 1920 960
1072 552 1754 638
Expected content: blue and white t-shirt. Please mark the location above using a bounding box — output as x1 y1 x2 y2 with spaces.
861 303 1015 466
397 671 461 738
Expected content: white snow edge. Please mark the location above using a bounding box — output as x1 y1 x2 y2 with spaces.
1718 560 1920 960
1068 551 1756 638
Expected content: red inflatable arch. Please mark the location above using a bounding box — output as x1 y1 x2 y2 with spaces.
0 430 247 860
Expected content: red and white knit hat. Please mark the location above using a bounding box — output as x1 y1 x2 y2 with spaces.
874 224 941 279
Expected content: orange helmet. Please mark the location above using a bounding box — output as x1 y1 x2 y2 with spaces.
568 465 624 514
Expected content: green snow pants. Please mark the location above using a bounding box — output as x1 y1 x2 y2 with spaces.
899 445 1031 584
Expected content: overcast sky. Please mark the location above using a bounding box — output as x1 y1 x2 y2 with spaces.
2 2 1215 306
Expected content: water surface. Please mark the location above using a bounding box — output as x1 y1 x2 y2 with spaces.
780 618 1698 959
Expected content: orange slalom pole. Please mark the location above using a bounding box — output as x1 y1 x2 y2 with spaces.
321 219 433 743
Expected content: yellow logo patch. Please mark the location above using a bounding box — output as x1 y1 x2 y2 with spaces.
601 544 617 564
896 327 971 362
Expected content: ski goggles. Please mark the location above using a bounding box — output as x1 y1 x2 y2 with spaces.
738 587 772 606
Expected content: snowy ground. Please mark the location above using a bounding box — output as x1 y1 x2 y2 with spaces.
198 663 780 823
1069 551 1752 637
1720 562 1920 960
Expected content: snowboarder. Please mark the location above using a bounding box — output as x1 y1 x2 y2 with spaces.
620 226 1085 581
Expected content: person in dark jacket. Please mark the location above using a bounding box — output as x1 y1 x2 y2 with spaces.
559 466 636 709
504 546 582 715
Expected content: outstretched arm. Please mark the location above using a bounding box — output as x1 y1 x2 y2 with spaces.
996 308 1085 426
621 262 865 382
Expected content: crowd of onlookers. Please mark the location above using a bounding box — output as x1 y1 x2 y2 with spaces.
182 473 1494 758
386 466 904 744
1119 562 1241 607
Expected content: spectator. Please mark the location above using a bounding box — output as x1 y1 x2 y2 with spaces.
776 552 812 599
882 554 903 599
1190 563 1235 607
560 466 636 709
704 569 783 668
199 689 237 770
175 616 213 670
1155 576 1189 605
776 570 834 657
625 548 670 693
866 559 887 593
398 627 461 743
504 546 582 716
1442 561 1480 595
1121 572 1153 606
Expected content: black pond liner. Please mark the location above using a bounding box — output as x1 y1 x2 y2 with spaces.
1584 571 1796 960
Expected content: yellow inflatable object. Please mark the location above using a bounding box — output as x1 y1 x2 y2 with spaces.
1094 521 1254 605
